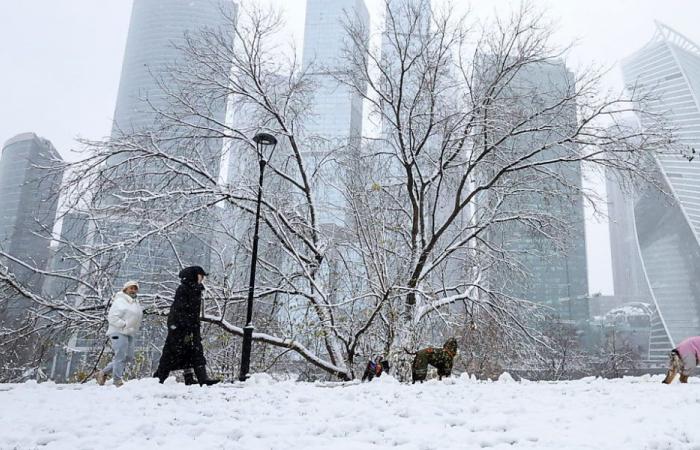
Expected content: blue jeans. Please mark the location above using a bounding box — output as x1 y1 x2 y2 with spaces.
103 333 135 381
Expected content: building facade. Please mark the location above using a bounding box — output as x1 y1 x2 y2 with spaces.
485 61 589 317
112 0 235 135
0 133 63 379
302 0 368 142
621 23 700 360
301 0 369 226
605 168 653 302
43 212 90 301
0 133 63 299
106 0 238 289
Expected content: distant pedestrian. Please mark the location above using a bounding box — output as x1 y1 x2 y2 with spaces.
662 336 700 384
96 280 143 387
153 266 220 386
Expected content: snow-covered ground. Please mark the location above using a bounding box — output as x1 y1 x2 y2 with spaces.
1 373 699 449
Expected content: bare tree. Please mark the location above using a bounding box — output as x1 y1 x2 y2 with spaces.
334 0 667 375
0 0 670 381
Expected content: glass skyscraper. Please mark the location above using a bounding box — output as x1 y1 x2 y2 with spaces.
605 169 653 303
483 61 589 317
301 0 369 226
0 133 63 319
106 0 237 288
302 0 368 142
113 0 235 136
622 22 700 359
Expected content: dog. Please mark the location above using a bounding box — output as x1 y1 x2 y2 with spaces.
361 355 389 382
662 350 690 384
662 336 700 384
411 337 458 383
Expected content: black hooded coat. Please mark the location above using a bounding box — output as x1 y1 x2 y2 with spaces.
157 266 208 370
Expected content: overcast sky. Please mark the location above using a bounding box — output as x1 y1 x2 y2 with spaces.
1 0 699 295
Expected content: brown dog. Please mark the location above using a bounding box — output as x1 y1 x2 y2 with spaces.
662 350 689 384
411 338 458 383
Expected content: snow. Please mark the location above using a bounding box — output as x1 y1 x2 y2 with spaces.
1 374 700 449
605 304 652 318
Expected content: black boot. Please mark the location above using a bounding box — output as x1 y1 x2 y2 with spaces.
153 368 169 384
194 365 221 386
183 368 196 386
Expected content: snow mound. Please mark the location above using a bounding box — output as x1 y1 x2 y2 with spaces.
498 372 516 383
374 374 400 384
458 372 478 383
1 375 698 449
247 373 275 385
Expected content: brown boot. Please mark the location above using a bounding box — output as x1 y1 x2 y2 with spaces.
96 370 107 386
680 374 689 383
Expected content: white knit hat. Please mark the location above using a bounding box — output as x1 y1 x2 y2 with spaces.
123 280 140 290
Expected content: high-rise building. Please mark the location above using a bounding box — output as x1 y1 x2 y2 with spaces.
113 0 235 135
381 0 432 58
43 212 90 301
106 0 237 288
301 0 369 226
0 133 63 298
302 0 368 142
0 133 63 377
378 0 439 208
379 0 432 141
484 61 589 318
621 22 700 360
605 168 653 302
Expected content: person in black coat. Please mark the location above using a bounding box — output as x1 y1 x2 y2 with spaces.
153 266 220 386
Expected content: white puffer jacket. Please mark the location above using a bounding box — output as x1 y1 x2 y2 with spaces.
106 291 143 336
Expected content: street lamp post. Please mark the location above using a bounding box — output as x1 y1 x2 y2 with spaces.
239 132 278 382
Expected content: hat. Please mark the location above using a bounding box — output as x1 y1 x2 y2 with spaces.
123 280 140 290
178 266 209 282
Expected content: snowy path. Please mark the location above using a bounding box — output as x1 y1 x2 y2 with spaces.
1 374 699 449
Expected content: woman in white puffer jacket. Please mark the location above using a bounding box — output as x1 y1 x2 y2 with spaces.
96 280 143 387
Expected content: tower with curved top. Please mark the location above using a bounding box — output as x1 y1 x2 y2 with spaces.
622 23 700 360
105 0 237 288
0 133 63 320
112 0 236 135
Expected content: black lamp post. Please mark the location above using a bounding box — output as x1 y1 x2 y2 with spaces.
239 132 278 382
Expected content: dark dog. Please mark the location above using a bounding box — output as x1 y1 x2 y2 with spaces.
411 337 458 383
361 355 389 382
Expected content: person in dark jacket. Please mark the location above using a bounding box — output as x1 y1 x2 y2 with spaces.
153 266 220 386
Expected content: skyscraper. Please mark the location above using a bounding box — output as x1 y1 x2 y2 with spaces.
621 22 700 359
380 0 432 140
378 0 437 198
302 0 369 226
105 0 237 287
605 168 653 302
302 0 368 142
0 133 63 297
484 61 589 317
112 0 235 135
43 212 90 301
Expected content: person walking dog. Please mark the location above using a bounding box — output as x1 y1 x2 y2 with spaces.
96 280 143 387
153 266 220 386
